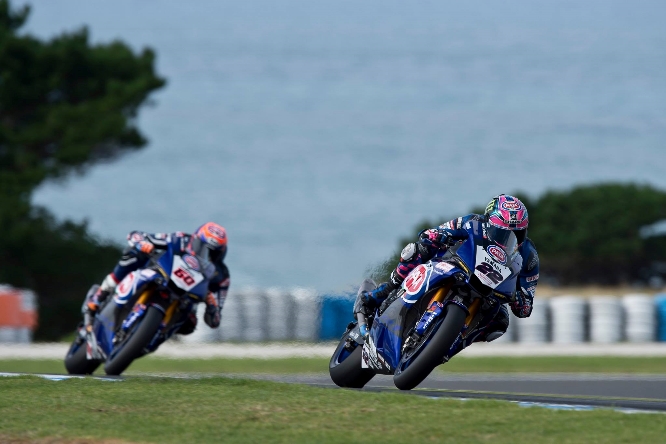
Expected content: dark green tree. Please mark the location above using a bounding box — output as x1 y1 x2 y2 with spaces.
528 183 666 284
0 0 165 339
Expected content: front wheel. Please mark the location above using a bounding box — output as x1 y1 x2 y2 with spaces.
393 304 467 391
104 306 164 376
64 325 101 375
329 329 375 388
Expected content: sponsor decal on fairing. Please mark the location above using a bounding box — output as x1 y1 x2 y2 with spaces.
183 254 200 270
115 272 137 299
403 264 429 295
487 245 507 265
170 255 205 291
473 246 512 289
434 262 455 274
361 336 390 372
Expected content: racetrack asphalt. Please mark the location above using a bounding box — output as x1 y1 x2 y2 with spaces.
5 343 666 412
251 373 666 413
3 370 666 413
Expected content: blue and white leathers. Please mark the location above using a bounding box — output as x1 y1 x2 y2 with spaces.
360 220 522 374
93 235 213 358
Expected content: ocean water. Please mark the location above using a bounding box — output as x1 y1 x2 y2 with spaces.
22 0 666 291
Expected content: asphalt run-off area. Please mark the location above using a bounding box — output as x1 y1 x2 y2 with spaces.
4 342 666 414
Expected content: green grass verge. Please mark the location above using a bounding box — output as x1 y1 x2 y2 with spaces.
1 376 665 443
2 356 666 376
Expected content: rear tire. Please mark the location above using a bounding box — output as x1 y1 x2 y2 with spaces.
104 306 164 376
393 304 467 391
329 331 375 388
64 330 101 375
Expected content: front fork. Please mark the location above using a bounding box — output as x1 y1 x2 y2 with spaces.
406 285 482 356
461 298 482 337
115 289 179 343
402 284 454 352
413 283 455 336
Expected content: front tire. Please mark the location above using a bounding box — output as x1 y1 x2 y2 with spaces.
64 327 101 375
329 330 375 388
104 306 164 376
393 304 467 391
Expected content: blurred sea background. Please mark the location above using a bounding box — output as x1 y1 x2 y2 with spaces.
22 0 666 291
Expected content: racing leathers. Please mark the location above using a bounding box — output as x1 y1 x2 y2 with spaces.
86 231 230 332
358 214 539 349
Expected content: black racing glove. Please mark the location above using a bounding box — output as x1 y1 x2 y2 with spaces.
420 228 453 246
511 287 534 318
204 293 221 328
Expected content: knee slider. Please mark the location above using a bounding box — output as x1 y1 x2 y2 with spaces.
485 331 505 342
495 306 510 333
177 320 196 335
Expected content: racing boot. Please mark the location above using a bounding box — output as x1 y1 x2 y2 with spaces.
84 274 118 328
357 282 396 316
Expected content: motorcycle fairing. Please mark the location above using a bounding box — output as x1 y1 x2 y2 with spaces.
364 222 522 373
94 300 119 356
450 226 521 299
170 255 208 299
361 334 393 373
361 299 408 373
363 252 471 373
93 238 211 359
493 254 523 297
155 237 209 301
113 269 159 306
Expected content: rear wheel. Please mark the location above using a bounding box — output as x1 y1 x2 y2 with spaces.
64 326 101 375
104 306 164 376
329 329 375 388
393 304 467 391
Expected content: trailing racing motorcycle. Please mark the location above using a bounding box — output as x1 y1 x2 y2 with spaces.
64 236 216 375
329 221 522 390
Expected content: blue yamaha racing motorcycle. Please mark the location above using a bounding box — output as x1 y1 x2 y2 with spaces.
329 221 522 390
64 236 215 375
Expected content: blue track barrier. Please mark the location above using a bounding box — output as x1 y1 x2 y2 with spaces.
319 294 355 340
655 294 666 342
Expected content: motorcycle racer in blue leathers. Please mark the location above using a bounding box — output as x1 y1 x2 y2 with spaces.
85 222 230 335
357 195 539 354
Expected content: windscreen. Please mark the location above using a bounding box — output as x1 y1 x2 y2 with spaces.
485 224 519 257
187 237 216 279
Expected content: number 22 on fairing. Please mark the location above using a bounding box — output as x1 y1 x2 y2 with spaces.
473 246 511 288
170 255 204 291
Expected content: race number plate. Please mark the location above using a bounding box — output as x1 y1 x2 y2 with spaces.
170 255 205 291
473 246 512 289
